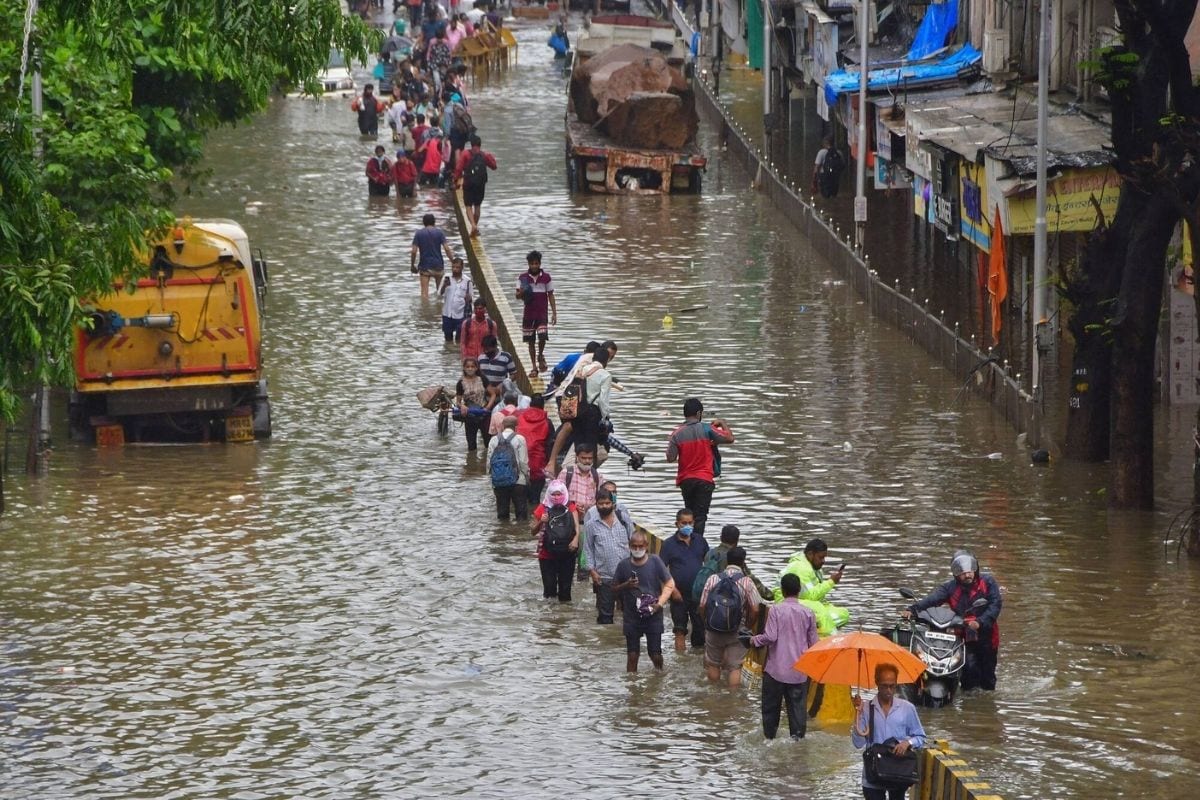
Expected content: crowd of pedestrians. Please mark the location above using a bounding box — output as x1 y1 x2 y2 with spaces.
364 12 1011 796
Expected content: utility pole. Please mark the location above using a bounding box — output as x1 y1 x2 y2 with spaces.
854 0 869 251
762 0 771 146
26 0 51 474
1032 0 1050 425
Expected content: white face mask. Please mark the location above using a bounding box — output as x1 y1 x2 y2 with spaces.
577 463 592 472
630 548 647 559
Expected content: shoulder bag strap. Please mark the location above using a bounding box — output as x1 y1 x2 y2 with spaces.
868 703 875 742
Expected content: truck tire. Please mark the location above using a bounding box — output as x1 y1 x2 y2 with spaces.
566 157 579 192
253 378 272 439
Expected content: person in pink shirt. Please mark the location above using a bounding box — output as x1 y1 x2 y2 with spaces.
445 16 466 52
749 572 819 738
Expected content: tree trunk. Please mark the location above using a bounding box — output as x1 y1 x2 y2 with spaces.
1109 190 1178 508
1063 222 1127 460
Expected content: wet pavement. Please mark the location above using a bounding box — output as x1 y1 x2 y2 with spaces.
2 12 1199 800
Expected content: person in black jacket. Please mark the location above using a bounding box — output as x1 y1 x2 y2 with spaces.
903 550 1003 690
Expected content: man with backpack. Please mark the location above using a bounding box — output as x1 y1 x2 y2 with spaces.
488 415 529 521
811 136 846 199
666 397 735 538
690 524 770 603
698 547 761 688
446 92 474 169
454 135 498 237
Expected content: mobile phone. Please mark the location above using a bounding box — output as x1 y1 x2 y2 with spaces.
838 562 846 571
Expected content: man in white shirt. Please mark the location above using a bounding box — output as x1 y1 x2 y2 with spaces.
438 257 472 343
489 415 529 521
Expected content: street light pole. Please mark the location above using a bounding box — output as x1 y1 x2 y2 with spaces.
854 0 869 250
1032 0 1050 408
762 0 771 146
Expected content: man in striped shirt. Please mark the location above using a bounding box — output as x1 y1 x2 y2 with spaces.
477 334 516 405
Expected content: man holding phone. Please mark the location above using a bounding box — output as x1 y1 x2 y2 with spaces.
613 531 675 673
775 538 851 635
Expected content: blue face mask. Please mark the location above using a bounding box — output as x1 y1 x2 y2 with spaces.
679 524 694 537
609 492 617 504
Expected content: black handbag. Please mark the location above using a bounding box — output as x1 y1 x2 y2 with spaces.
862 705 919 788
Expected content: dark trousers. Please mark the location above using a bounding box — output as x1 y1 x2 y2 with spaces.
863 788 908 800
669 594 705 647
493 485 528 521
463 417 490 451
962 640 998 690
525 478 545 508
539 554 575 601
761 673 809 739
678 478 715 537
442 315 465 342
593 579 616 624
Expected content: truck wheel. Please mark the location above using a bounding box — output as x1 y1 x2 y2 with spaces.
253 378 272 439
566 158 578 192
689 170 703 194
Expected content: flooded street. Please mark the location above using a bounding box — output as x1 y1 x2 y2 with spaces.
3 17 1200 799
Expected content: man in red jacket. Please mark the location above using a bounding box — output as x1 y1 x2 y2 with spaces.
517 394 554 506
665 397 734 538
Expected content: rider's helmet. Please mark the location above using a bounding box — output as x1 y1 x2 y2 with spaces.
950 550 979 577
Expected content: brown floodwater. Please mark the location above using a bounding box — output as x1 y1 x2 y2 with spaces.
2 14 1198 800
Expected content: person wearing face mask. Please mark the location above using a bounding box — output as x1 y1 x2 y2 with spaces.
658 508 710 653
612 531 675 672
555 442 604 580
583 488 635 624
530 480 580 602
901 550 1002 690
458 298 496 361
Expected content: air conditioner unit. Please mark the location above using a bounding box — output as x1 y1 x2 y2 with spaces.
983 28 1010 74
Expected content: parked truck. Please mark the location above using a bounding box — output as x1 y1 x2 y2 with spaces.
70 218 271 444
565 15 706 194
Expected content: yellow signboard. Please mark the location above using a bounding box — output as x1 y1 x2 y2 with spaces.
1006 167 1121 235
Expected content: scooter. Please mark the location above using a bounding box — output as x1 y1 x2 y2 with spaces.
885 588 988 707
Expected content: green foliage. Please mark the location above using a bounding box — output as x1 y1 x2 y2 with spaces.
0 0 376 424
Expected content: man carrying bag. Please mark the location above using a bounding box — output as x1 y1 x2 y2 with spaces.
851 663 926 799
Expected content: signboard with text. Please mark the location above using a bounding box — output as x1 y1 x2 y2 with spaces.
1005 167 1121 234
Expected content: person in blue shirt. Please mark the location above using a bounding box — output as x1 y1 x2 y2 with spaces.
658 509 709 652
851 663 927 800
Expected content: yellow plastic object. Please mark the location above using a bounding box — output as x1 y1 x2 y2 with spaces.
811 683 855 724
662 314 674 328
75 219 264 394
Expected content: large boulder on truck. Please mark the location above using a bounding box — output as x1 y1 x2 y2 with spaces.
568 43 698 150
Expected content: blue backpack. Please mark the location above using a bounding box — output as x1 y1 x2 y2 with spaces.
490 433 518 488
704 571 744 633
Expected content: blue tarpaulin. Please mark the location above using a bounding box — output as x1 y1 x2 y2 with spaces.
822 44 981 106
906 0 960 61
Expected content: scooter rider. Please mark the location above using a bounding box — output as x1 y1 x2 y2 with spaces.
902 550 1002 691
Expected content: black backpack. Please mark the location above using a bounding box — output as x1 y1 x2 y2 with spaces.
544 505 574 555
704 571 744 633
819 148 844 198
463 151 488 188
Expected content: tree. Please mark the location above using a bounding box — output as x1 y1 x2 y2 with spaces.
1061 0 1200 510
1 0 376 506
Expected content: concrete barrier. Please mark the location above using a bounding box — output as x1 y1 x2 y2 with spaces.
918 740 1005 800
451 188 544 398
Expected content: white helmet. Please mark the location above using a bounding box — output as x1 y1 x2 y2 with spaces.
951 550 979 577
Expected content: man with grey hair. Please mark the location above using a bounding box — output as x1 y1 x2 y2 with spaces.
488 414 529 521
583 487 635 625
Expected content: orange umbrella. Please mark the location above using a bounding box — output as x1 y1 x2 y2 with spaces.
794 630 927 689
